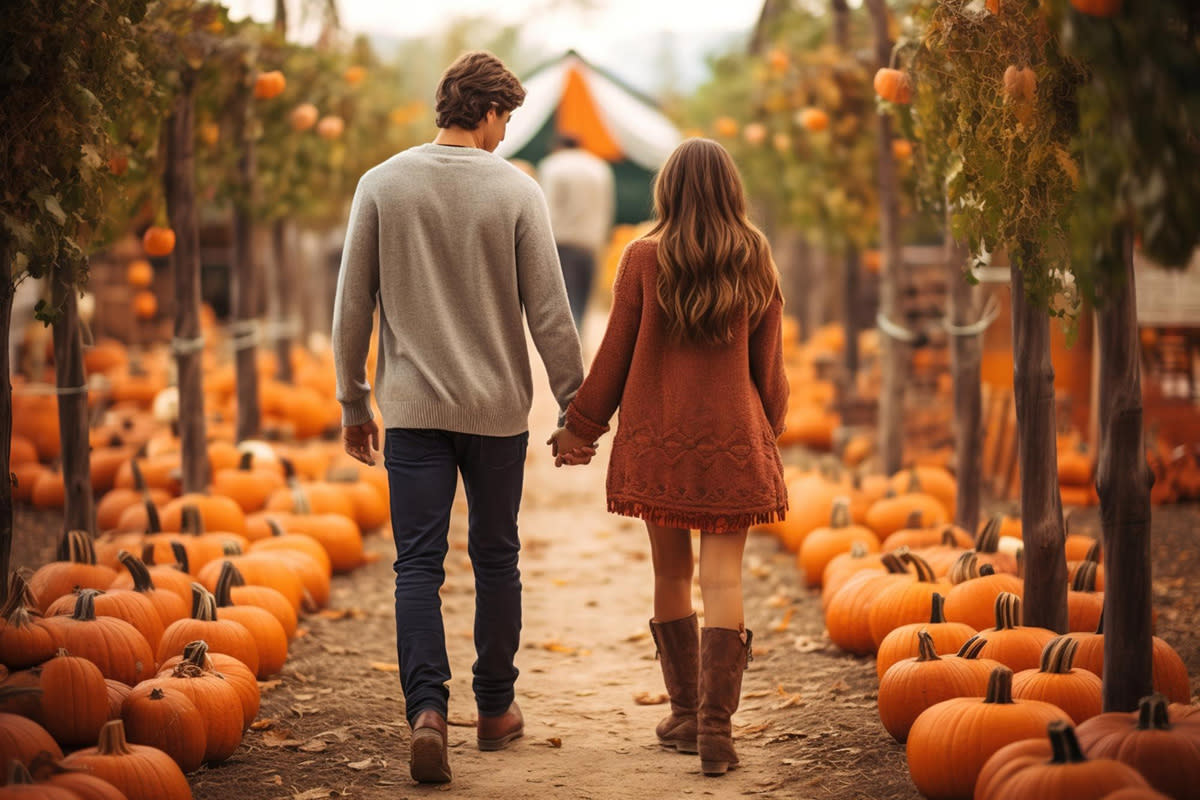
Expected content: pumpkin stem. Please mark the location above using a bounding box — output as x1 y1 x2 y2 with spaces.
214 561 239 607
1136 693 1172 731
189 582 218 621
993 592 1020 630
1 573 34 616
1084 539 1101 563
169 541 191 574
130 457 149 494
1094 609 1104 636
1047 720 1088 764
6 761 35 786
181 505 205 536
880 552 909 574
915 628 941 662
95 719 136 756
975 519 1002 554
1039 636 1077 674
899 550 937 583
281 457 298 483
904 509 924 530
979 563 996 577
830 497 852 529
982 665 1015 704
70 588 101 621
1070 560 1099 593
848 541 868 559
956 634 988 659
117 549 157 593
929 592 947 624
238 450 256 471
905 466 922 494
939 526 959 547
182 639 211 668
150 687 166 700
144 497 162 533
949 550 979 585
58 530 98 565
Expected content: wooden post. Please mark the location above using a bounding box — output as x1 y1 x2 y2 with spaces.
52 275 92 534
231 67 261 443
165 74 209 494
843 245 861 400
946 233 982 532
0 235 13 601
1096 228 1153 711
272 218 293 383
865 0 905 475
1010 249 1068 633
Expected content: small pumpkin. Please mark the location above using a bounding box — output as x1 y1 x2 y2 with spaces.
1075 693 1200 799
61 719 192 800
966 593 1058 673
905 665 1070 800
1067 560 1104 634
975 719 1149 800
41 591 155 686
797 498 878 587
1012 637 1103 724
876 593 977 679
873 68 913 104
211 563 288 679
867 551 947 649
0 574 60 669
156 641 258 730
943 551 1024 631
140 650 243 761
46 587 163 654
120 685 206 774
108 551 188 629
156 585 258 676
798 108 828 133
825 553 913 655
38 649 110 748
28 531 119 613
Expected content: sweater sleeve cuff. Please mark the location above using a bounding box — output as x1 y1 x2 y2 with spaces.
564 403 609 443
340 399 375 427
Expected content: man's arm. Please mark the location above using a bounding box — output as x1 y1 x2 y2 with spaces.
332 177 381 427
515 185 584 417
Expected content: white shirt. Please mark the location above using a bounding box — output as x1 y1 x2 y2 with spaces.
538 148 615 254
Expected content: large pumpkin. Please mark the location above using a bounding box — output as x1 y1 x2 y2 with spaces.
61 719 192 800
1012 637 1103 725
875 592 977 679
1075 693 1200 799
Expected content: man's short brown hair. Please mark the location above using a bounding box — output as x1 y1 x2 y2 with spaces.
435 51 526 130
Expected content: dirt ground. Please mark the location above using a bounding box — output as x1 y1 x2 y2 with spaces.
10 314 1199 800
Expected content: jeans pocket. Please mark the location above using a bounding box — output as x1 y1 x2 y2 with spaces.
480 432 529 470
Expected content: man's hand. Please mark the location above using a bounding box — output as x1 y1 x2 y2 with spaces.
546 427 597 467
343 419 380 466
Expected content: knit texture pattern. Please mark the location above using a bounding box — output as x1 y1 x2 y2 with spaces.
333 143 584 435
565 238 789 531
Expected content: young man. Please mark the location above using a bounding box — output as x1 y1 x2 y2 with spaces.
332 51 587 784
537 133 615 330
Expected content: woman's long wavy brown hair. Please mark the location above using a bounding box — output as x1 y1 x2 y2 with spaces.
647 138 779 345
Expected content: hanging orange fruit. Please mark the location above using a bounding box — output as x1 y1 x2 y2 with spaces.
316 115 345 141
142 226 175 257
133 291 158 320
714 116 739 139
290 103 319 132
874 68 913 104
126 259 154 289
768 49 789 76
799 108 830 133
254 70 286 100
892 140 914 160
199 122 220 147
1069 0 1121 16
343 65 366 85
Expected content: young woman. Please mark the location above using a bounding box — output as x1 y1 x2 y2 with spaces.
549 137 788 776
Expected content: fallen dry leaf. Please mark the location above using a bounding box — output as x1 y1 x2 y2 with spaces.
267 774 283 785
633 691 668 706
742 689 771 699
770 608 795 633
735 722 772 736
291 789 333 800
446 716 477 728
766 593 791 609
623 630 651 643
369 661 400 673
772 693 804 710
258 679 283 693
830 678 851 693
299 739 328 753
250 718 277 731
294 627 309 639
347 757 381 771
261 728 303 748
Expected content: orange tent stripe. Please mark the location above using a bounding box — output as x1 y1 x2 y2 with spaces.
556 65 623 162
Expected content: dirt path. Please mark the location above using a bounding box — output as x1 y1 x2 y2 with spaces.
11 312 1198 800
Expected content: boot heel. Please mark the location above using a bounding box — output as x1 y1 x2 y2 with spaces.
701 759 730 776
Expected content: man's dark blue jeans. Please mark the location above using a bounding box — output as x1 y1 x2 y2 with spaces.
383 427 528 726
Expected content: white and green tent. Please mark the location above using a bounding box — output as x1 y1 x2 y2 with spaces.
496 50 682 225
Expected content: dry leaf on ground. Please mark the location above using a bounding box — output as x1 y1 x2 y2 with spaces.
633 691 668 705
369 661 399 673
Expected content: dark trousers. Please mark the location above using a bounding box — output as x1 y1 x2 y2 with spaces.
383 427 528 725
557 243 596 330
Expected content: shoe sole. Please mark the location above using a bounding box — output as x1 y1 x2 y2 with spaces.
410 729 451 783
701 760 737 776
477 728 524 751
658 738 699 754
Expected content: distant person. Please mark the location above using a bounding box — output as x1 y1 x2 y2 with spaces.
538 133 615 329
548 138 788 777
332 50 585 785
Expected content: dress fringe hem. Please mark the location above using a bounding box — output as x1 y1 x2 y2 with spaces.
607 498 788 532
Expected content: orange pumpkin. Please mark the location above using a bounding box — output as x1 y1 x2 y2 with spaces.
1012 636 1103 725
797 499 878 587
873 68 913 104
0 574 60 669
126 259 154 289
120 685 206 774
28 531 119 613
876 592 977 680
1069 0 1122 17
157 585 259 677
41 591 155 686
967 593 1058 673
61 719 192 798
253 69 286 99
1075 693 1200 799
38 649 111 747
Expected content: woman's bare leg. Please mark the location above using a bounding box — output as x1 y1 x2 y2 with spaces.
646 522 694 622
697 528 748 630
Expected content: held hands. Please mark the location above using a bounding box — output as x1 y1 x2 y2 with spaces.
547 427 597 467
343 419 380 466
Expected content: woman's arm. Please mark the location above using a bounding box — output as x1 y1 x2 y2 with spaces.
749 291 789 438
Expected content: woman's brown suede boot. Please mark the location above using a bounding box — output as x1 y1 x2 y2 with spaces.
697 626 753 776
649 613 700 753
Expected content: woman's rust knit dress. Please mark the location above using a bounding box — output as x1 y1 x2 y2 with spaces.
564 238 789 532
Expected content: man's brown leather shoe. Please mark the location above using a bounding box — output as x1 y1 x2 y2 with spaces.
476 702 524 751
409 710 451 783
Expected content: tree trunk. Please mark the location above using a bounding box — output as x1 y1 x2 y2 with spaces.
0 236 13 600
1010 247 1067 633
272 218 293 383
274 0 287 35
831 0 850 51
231 69 261 443
52 276 92 534
843 245 860 401
865 0 905 475
946 231 982 532
1096 228 1153 711
165 75 209 494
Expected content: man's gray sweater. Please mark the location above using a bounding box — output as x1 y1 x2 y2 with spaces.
332 143 584 436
